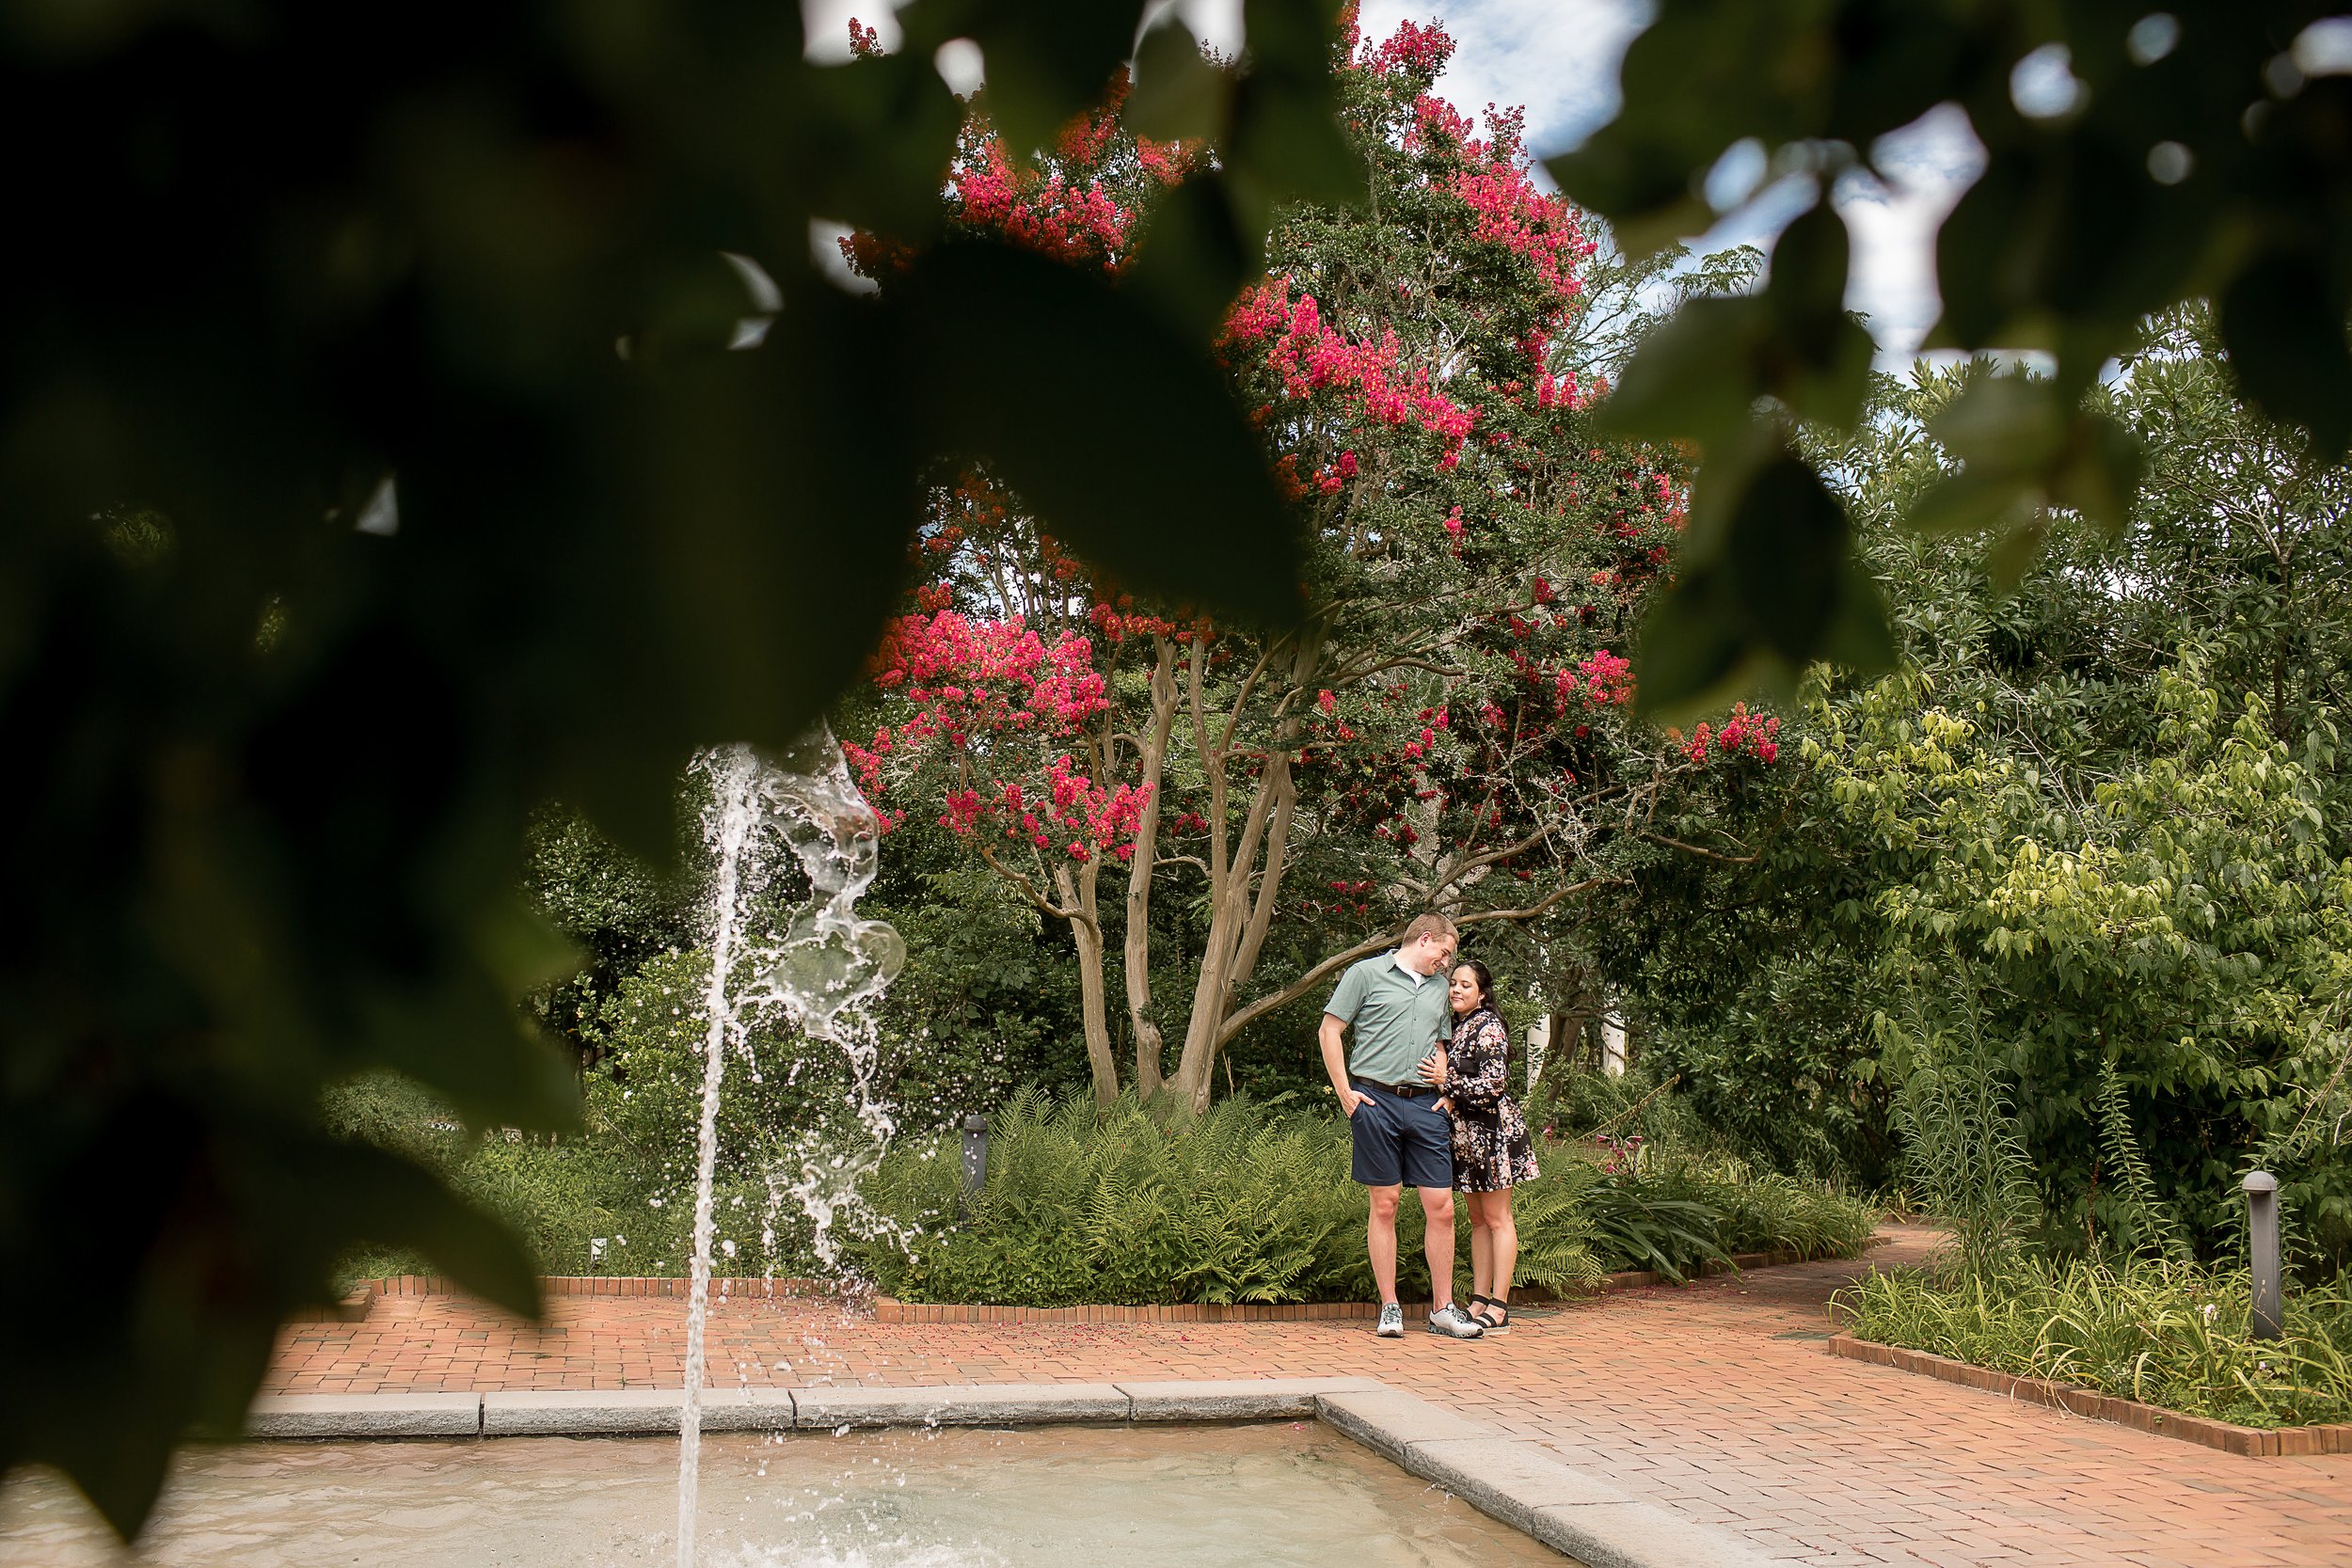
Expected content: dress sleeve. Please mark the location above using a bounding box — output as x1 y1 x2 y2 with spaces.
1453 1015 1510 1110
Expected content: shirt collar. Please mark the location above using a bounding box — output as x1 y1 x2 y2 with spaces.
1391 949 1426 986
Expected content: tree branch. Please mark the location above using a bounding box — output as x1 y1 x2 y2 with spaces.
1214 876 1611 1048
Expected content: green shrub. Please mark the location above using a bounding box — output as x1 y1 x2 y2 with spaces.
1836 1254 2352 1429
856 1091 1373 1305
855 1092 1875 1306
326 1075 1879 1299
324 1069 821 1285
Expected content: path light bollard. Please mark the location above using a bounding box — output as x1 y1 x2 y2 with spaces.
2244 1170 2283 1340
961 1114 989 1221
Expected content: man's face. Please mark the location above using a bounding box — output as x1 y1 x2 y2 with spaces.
1407 931 1455 976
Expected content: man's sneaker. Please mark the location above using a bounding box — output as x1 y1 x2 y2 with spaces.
1427 1303 1486 1339
1375 1302 1406 1338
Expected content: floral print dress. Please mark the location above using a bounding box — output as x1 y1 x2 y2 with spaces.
1443 1006 1539 1192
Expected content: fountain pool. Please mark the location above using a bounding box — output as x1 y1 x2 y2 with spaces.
0 1423 1572 1567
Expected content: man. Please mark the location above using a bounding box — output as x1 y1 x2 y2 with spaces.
1319 912 1483 1339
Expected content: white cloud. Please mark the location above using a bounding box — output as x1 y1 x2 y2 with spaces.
1355 0 1984 366
802 0 901 60
1838 105 1987 362
1355 0 1650 154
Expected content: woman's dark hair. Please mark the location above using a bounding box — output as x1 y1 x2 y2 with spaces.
1452 958 1497 1014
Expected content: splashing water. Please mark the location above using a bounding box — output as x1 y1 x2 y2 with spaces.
677 732 907 1568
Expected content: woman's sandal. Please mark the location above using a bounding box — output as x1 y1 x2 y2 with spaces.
1469 1298 1511 1335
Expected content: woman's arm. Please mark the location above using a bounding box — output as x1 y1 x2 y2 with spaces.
1452 1016 1510 1110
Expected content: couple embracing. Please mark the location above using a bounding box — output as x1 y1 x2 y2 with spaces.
1318 912 1539 1340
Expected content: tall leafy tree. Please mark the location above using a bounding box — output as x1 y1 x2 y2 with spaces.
1613 324 2352 1262
849 17 1783 1110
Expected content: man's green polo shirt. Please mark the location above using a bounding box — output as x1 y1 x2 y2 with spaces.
1325 951 1449 1085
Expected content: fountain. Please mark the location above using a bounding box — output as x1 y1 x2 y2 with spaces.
0 730 1601 1568
677 733 906 1568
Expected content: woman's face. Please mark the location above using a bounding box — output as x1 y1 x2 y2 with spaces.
1447 965 1484 1016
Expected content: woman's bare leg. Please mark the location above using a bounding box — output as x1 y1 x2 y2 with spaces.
1466 1190 1496 1301
1488 1187 1518 1306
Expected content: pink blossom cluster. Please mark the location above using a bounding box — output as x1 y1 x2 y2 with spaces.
953 141 1134 265
1682 703 1780 765
1577 650 1634 707
868 611 1107 739
1409 92 1473 150
1223 283 1476 471
1355 18 1455 79
969 758 1152 861
1453 161 1593 312
1135 136 1204 187
1532 368 1586 409
850 613 1155 863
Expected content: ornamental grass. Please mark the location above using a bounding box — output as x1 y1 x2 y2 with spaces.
1835 1254 2352 1429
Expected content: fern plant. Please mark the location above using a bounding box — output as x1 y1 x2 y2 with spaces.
2092 1058 2189 1260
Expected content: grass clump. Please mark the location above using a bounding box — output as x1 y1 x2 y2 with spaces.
1836 1255 2352 1429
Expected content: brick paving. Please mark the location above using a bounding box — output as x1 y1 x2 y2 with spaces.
265 1226 2352 1566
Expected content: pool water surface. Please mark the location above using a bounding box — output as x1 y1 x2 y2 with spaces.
0 1421 1572 1567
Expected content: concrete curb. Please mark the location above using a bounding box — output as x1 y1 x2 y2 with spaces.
246 1393 482 1438
483 1387 797 1436
792 1382 1131 1429
245 1378 1774 1567
1119 1376 1384 1420
1314 1388 1775 1568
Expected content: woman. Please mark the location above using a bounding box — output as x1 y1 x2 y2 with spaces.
1420 958 1538 1333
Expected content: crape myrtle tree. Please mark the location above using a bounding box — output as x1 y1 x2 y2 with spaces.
846 15 1784 1111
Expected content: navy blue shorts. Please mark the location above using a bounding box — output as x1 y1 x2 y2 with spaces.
1347 1080 1454 1189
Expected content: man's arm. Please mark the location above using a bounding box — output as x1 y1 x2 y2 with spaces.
1320 1013 1369 1117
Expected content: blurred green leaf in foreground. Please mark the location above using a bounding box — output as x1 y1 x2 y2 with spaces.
0 0 1346 1536
1547 2 2352 713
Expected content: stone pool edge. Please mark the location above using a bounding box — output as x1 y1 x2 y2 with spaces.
246 1379 1768 1568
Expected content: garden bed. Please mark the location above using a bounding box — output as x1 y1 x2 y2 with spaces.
1825 1333 2352 1457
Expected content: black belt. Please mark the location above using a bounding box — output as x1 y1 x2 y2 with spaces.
1354 1076 1438 1099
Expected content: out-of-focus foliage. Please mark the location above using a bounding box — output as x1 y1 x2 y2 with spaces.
0 0 1360 1536
1548 3 2352 711
1611 317 2352 1268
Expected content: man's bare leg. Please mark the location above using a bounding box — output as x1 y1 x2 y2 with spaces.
1367 1184 1402 1303
1417 1185 1456 1309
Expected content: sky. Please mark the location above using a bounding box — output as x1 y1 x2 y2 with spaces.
803 0 1990 365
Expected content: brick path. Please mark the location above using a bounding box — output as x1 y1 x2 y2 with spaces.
266 1227 2352 1567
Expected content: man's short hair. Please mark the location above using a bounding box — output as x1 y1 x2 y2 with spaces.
1400 912 1458 949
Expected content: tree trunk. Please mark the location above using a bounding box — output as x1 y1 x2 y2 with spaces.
1166 633 1322 1112
1055 859 1119 1108
1122 636 1179 1101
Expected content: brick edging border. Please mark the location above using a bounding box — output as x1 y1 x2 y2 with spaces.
303 1246 1848 1330
1824 1333 2352 1457
292 1275 840 1325
870 1247 1824 1324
